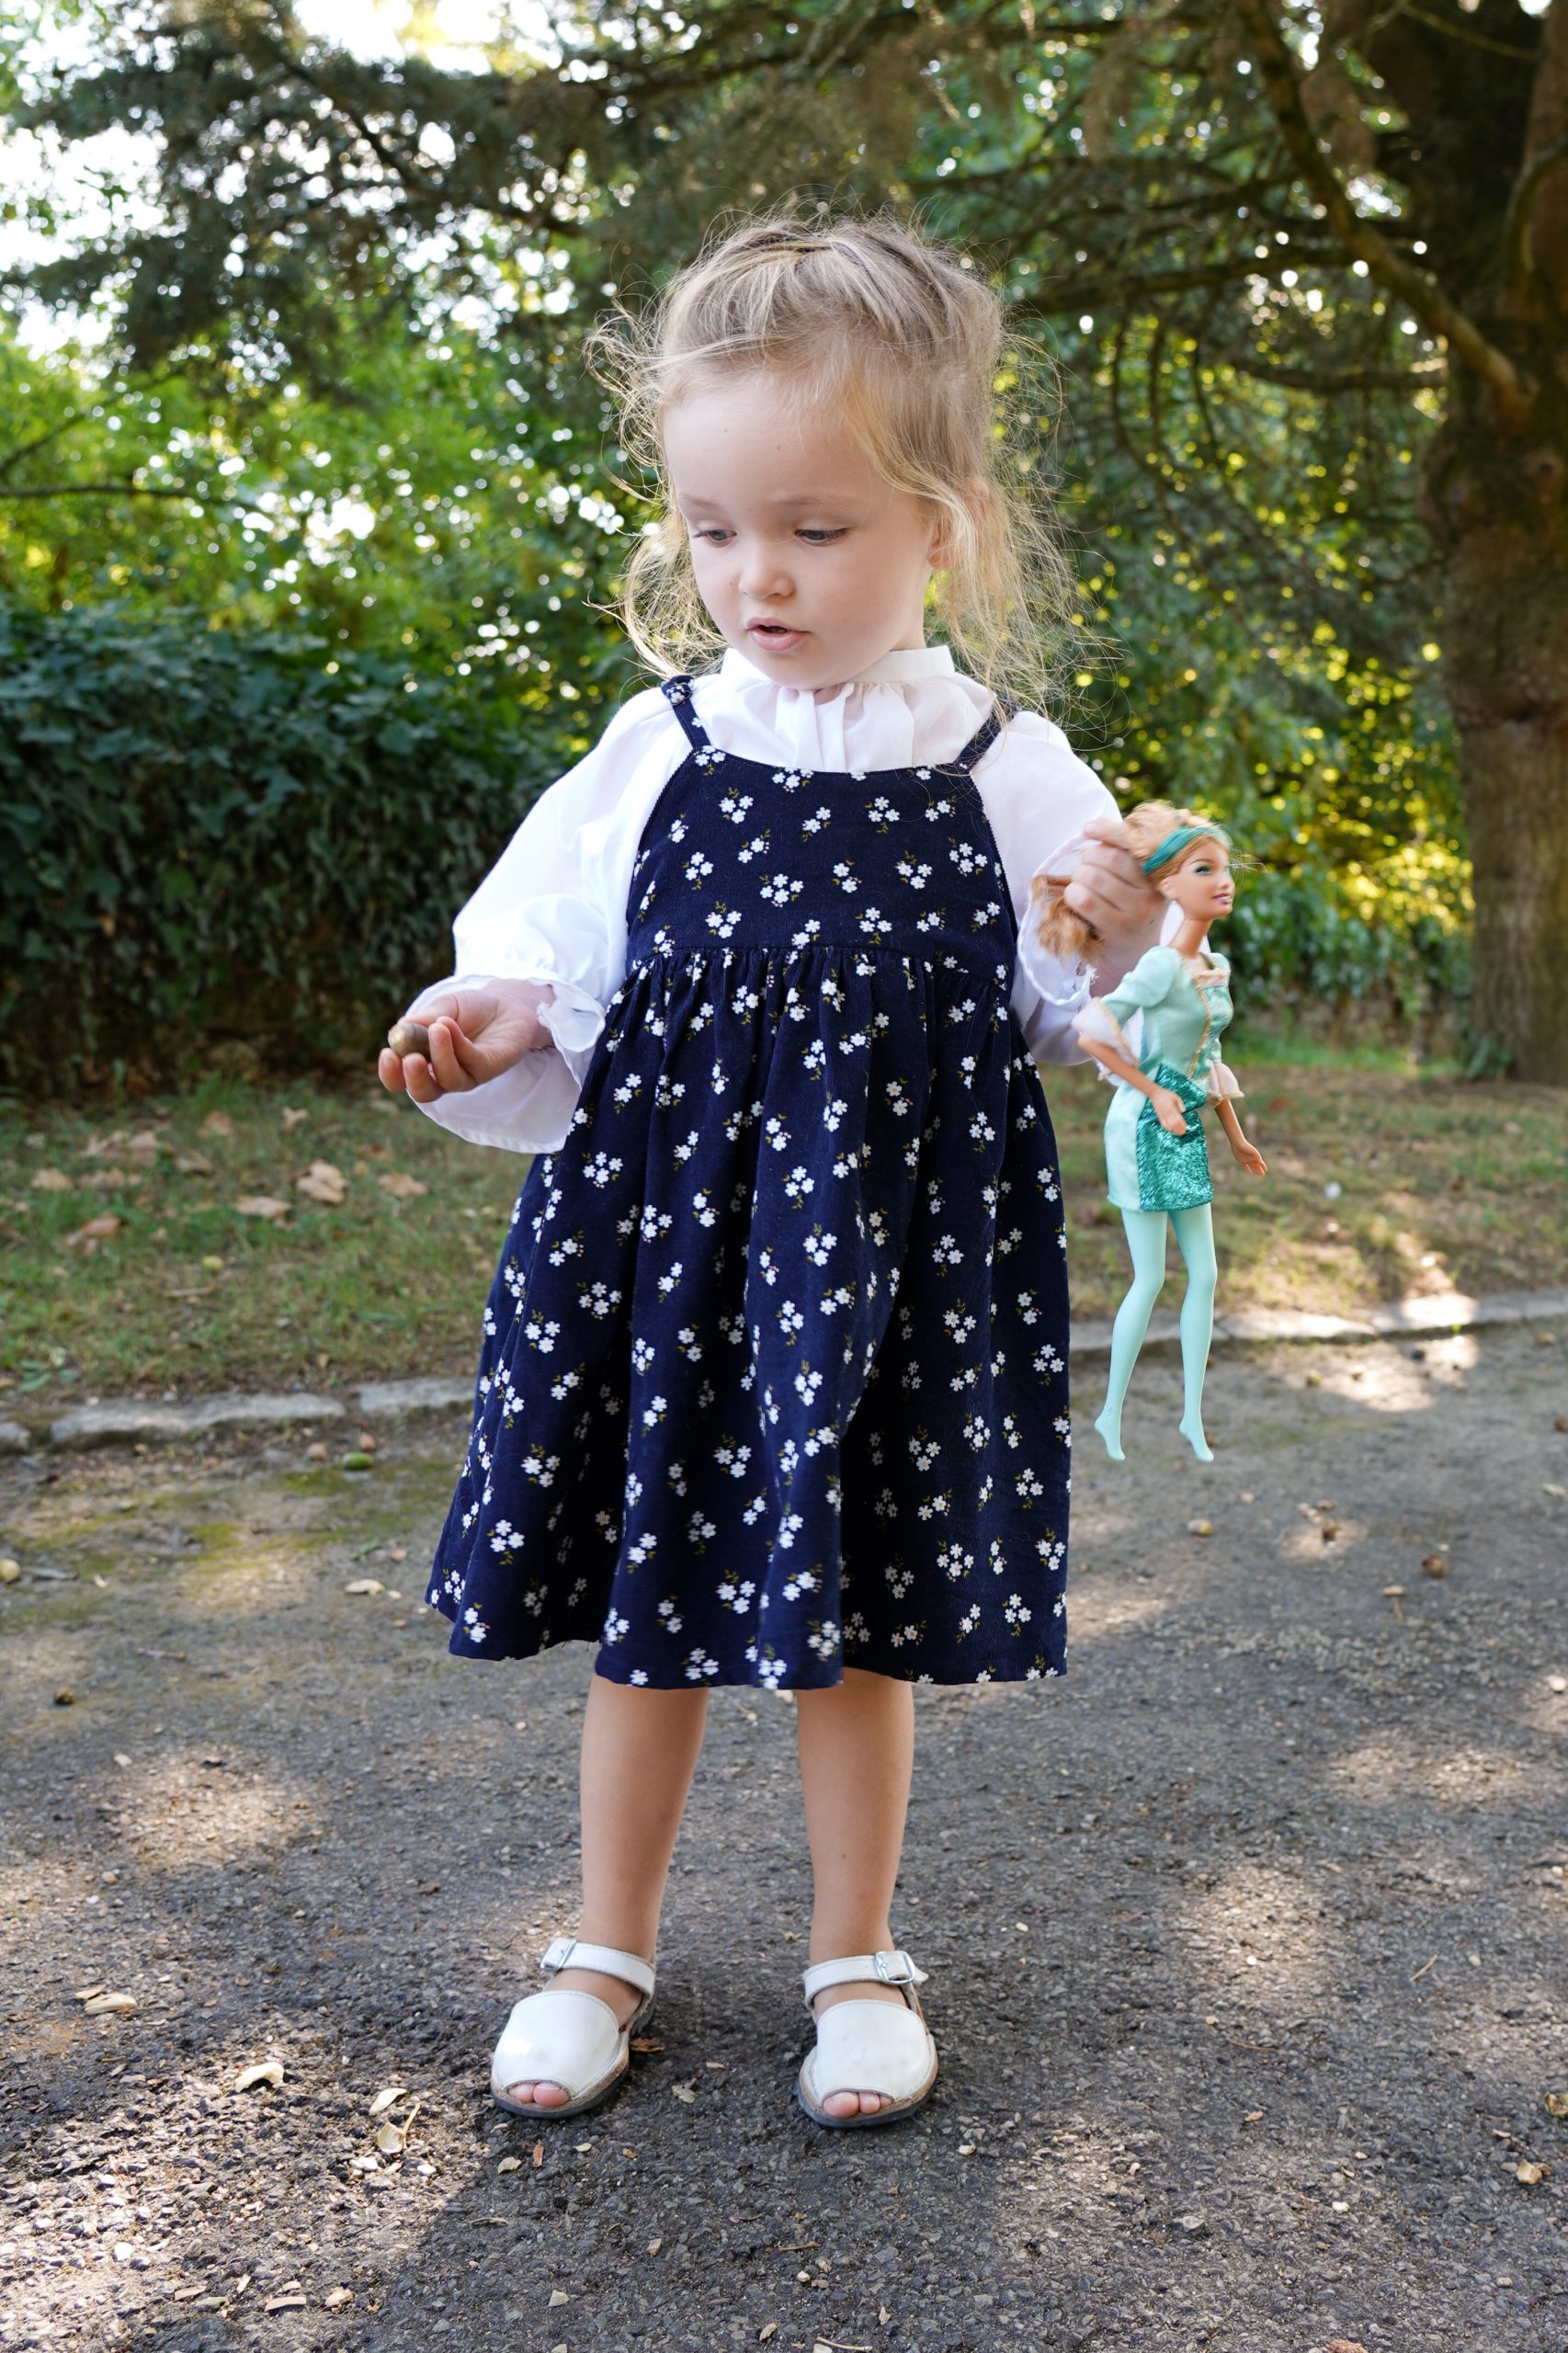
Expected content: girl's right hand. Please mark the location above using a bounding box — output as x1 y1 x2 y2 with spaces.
378 983 553 1104
1149 1085 1188 1136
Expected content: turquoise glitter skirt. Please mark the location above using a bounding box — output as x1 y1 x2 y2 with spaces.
1104 1063 1213 1214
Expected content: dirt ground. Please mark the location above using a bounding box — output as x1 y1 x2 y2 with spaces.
3 1326 1566 2353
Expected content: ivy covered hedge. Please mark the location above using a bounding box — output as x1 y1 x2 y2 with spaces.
0 601 590 1097
1 599 1470 1102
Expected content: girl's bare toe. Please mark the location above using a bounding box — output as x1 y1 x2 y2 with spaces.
506 2080 570 2109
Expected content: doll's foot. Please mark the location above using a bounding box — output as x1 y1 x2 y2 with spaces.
1094 1407 1125 1462
1178 1415 1213 1462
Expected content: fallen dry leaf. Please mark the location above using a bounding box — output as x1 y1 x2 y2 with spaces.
234 1195 290 1222
1517 2159 1551 2185
233 2060 284 2092
345 1578 385 1597
281 1107 309 1131
369 2086 407 2118
646 2237 662 2255
672 2082 697 2103
532 2140 544 2167
373 2121 406 2155
126 1130 162 1163
73 1984 108 2005
175 1154 211 1176
83 1992 137 2018
549 2290 570 2308
296 1159 347 1206
759 2328 778 2346
1420 1552 1448 1577
64 1213 121 1248
1324 2342 1369 2353
496 2156 521 2175
264 2294 308 2313
29 1166 71 1191
378 1171 428 1199
1543 2091 1568 2118
200 1111 233 1137
322 2288 354 2311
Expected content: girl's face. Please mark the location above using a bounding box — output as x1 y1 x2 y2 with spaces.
663 369 943 690
1161 839 1234 926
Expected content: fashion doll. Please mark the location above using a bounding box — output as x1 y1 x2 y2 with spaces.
1032 802 1267 1461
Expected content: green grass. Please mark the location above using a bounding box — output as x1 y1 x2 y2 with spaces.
1 1056 1564 1414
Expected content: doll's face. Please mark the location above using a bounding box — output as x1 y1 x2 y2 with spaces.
1158 838 1234 925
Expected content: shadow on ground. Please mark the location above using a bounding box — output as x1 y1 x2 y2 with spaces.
2 1327 1566 2352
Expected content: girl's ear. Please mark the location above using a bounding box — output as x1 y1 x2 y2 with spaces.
928 478 988 572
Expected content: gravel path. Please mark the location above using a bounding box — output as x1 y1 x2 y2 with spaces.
3 1325 1566 2352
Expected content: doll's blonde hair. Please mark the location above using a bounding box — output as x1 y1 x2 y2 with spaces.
587 208 1083 710
1030 801 1230 968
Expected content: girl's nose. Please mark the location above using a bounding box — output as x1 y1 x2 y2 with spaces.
736 540 794 602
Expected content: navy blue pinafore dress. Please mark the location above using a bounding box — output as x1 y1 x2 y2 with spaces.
426 676 1073 1689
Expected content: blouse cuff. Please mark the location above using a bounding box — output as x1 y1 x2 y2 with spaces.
1074 997 1134 1063
403 972 608 1156
1207 1058 1244 1102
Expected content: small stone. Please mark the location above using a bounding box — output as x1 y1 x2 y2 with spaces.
233 2060 285 2092
323 2288 354 2311
54 1688 75 1707
496 2156 521 2175
0 1557 20 1584
548 2288 570 2306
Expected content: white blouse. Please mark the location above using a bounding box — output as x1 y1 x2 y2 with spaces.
406 643 1119 1154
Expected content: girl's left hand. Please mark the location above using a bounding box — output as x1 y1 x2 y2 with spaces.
1230 1138 1267 1177
1050 815 1166 984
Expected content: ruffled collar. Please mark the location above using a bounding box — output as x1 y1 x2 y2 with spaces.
718 643 955 694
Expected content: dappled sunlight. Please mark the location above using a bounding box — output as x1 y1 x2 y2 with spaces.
117 1749 318 1873
1064 1581 1172 1638
1328 1737 1533 1813
1312 1342 1440 1414
1174 1861 1342 2016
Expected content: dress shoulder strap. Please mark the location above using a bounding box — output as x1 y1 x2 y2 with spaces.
659 673 713 754
941 693 1019 779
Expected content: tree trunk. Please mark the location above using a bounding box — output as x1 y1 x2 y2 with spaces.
1427 437 1568 1083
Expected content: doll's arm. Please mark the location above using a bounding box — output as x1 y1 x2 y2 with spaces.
1078 1033 1193 1137
1215 1094 1267 1176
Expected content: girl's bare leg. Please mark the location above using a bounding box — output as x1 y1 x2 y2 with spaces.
796 1666 916 2119
511 1670 710 2108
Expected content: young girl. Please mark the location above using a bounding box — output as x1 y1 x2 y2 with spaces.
381 213 1165 2130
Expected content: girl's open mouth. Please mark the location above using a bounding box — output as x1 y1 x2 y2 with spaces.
747 620 806 653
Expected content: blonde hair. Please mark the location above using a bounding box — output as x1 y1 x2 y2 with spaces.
586 208 1084 710
1029 801 1229 967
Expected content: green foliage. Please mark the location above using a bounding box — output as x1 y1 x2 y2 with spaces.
0 597 605 1097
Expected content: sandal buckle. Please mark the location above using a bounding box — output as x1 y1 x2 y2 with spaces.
540 1936 577 1975
873 1949 915 1986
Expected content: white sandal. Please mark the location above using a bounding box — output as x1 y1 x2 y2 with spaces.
491 1937 656 2122
797 1949 937 2129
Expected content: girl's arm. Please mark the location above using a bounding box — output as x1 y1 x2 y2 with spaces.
380 982 559 1105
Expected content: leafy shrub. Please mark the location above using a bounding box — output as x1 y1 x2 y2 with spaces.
0 601 595 1097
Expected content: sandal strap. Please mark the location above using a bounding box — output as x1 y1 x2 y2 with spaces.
540 1937 656 1998
801 1949 928 2008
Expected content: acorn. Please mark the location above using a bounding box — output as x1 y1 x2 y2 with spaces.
386 1019 432 1060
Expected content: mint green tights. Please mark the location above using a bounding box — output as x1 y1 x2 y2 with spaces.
1092 1204 1218 1463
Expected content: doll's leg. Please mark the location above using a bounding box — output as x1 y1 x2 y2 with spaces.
511 1669 710 2108
1095 1208 1170 1461
1170 1203 1219 1461
796 1667 915 2119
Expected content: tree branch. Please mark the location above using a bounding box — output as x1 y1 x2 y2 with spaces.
1232 0 1532 422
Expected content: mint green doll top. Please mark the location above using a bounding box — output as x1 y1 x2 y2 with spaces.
1075 944 1243 1214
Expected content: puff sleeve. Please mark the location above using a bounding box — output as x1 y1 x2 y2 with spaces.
1074 944 1180 1065
401 688 683 1154
971 710 1122 1063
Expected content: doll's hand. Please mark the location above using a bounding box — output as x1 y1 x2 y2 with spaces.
1150 1086 1188 1136
378 983 553 1104
1230 1136 1267 1177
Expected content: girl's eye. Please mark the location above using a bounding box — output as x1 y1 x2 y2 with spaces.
691 527 732 545
797 528 847 544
